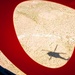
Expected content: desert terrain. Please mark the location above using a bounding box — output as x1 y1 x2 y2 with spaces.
13 1 75 68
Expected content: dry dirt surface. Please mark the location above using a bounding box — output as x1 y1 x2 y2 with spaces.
13 1 75 68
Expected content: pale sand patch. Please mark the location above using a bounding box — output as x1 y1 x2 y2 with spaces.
13 1 75 68
0 51 26 75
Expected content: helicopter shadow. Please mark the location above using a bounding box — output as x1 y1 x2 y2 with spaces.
47 51 70 60
42 44 70 61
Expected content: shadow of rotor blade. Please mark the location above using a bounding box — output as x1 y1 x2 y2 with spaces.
49 56 52 60
58 52 66 54
54 44 58 52
42 49 50 52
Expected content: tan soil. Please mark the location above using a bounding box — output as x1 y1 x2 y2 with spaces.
13 1 75 68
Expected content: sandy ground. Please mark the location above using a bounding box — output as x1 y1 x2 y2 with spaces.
13 1 75 68
0 51 26 75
